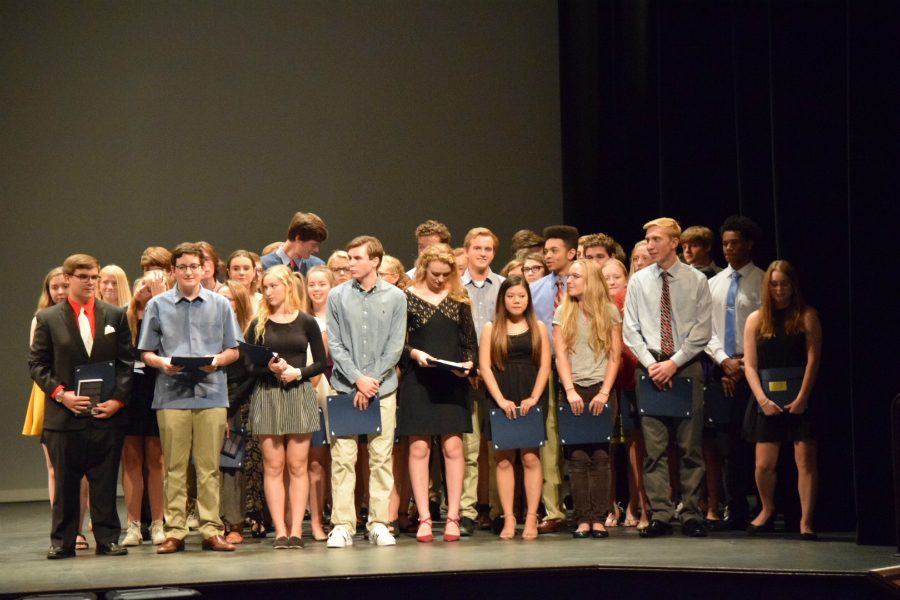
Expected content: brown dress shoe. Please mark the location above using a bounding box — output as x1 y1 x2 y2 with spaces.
225 529 244 545
536 519 565 534
202 534 236 552
156 537 185 554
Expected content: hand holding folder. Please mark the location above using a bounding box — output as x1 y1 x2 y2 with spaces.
489 406 545 450
327 393 382 437
74 361 116 418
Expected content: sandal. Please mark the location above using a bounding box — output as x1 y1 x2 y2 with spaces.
499 514 517 540
521 513 539 541
249 518 268 539
75 534 89 550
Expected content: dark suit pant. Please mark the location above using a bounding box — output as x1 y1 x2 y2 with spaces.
637 361 705 523
720 379 755 524
45 423 125 549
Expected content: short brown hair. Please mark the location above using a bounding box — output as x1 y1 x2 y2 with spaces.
510 229 544 254
346 235 385 267
170 242 205 266
580 232 617 256
681 226 714 249
287 212 328 243
140 246 172 272
414 219 451 244
62 254 100 275
463 227 499 250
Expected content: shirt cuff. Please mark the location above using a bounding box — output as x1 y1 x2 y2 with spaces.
52 385 65 400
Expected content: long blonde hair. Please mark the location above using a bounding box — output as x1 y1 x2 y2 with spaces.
413 243 470 304
558 260 614 357
99 264 132 308
254 265 304 343
36 267 65 314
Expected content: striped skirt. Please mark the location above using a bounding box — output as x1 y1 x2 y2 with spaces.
249 380 320 436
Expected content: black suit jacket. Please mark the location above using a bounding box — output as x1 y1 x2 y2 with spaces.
29 299 133 431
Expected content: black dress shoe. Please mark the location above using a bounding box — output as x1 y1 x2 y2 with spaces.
572 529 591 539
682 519 707 537
746 520 775 536
639 519 673 538
96 542 128 556
458 517 476 537
591 529 609 539
47 546 76 560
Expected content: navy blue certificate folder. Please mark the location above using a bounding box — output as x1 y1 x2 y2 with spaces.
327 393 381 437
489 406 545 450
638 374 693 418
311 408 328 447
703 382 733 425
759 367 805 408
558 401 614 445
170 356 214 370
238 341 276 366
74 360 116 416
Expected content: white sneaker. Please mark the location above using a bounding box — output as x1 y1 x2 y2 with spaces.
326 525 353 548
121 521 142 547
368 523 396 546
150 520 166 545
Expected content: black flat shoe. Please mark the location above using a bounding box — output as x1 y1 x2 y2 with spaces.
682 519 708 538
746 520 775 536
590 529 609 539
96 542 128 556
639 519 673 538
47 546 76 560
572 529 591 539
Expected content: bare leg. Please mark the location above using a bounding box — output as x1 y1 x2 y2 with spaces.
409 436 432 538
702 437 722 520
121 436 146 523
794 441 818 535
626 432 650 527
286 435 311 539
308 445 328 539
750 442 780 526
521 449 542 539
260 435 288 539
442 434 464 538
43 443 55 508
495 449 517 539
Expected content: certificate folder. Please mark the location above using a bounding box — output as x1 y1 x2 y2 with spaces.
74 360 116 417
489 406 545 450
426 358 471 373
638 375 693 418
703 382 733 425
759 367 805 409
311 408 328 448
220 428 246 469
327 394 381 437
238 341 276 366
558 401 614 445
170 356 214 370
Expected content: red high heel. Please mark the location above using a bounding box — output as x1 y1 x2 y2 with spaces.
443 517 461 542
416 518 433 543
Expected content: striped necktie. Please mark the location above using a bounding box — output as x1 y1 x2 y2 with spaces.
660 272 674 356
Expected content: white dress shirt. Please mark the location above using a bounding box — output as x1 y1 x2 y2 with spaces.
705 261 765 365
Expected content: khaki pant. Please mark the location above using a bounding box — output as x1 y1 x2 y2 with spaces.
540 379 567 521
330 391 396 531
158 407 227 540
460 390 482 520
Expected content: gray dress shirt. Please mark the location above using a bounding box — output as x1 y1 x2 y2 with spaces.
462 269 504 343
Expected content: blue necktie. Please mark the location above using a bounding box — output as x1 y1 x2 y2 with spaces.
724 271 741 357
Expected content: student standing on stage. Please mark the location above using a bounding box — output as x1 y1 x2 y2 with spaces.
623 218 712 538
529 225 579 534
30 254 133 559
326 236 407 548
261 211 329 277
139 242 243 553
459 227 504 536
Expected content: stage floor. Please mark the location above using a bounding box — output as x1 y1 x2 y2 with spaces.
3 501 898 598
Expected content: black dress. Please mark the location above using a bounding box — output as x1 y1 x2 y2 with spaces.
396 292 477 436
485 330 548 439
125 318 159 437
752 308 816 443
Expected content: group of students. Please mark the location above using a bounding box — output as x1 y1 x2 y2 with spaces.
25 210 822 559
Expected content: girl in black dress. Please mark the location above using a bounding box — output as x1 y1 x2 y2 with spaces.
478 276 551 540
397 244 477 543
743 260 822 540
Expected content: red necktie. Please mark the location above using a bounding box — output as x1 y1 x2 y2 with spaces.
660 271 674 356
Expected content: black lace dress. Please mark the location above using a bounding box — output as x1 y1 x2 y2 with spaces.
397 292 477 435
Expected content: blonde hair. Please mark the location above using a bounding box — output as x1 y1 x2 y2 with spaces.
380 255 410 290
643 217 682 238
602 258 629 285
557 260 615 357
36 267 65 314
305 265 335 312
629 240 649 276
100 265 132 308
254 265 305 342
463 227 499 250
413 243 470 304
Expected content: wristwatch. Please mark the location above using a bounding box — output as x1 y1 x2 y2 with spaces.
55 390 66 403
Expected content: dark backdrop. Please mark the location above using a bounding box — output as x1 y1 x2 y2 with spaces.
559 0 900 543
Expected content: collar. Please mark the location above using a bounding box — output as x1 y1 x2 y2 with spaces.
352 277 382 295
67 296 96 315
174 285 209 304
654 260 686 279
727 261 757 278
462 269 496 286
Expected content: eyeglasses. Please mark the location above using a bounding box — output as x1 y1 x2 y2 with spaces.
522 266 544 274
331 267 350 274
174 264 203 272
72 274 100 282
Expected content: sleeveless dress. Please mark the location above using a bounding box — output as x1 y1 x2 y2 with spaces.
752 308 816 443
485 330 548 440
396 292 477 436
